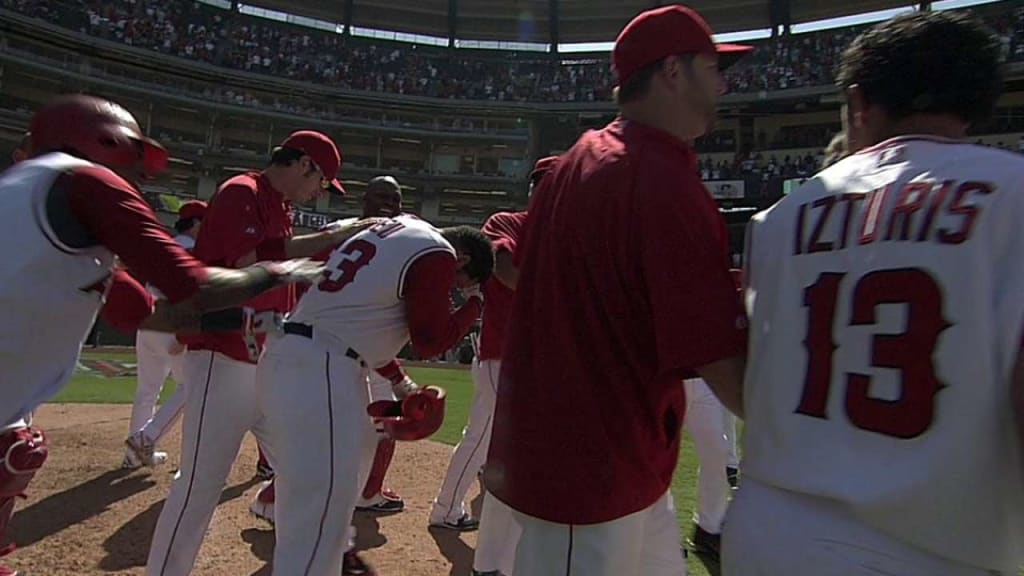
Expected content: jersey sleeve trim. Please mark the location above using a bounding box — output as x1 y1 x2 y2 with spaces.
397 246 456 300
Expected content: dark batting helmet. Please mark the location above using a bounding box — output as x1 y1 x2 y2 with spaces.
29 95 168 179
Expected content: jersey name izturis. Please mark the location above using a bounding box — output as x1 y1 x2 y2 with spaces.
742 135 1024 573
288 215 455 367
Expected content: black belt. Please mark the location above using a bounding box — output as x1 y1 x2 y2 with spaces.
283 322 361 362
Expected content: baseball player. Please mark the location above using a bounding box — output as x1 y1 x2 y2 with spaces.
0 94 321 576
683 268 745 560
727 12 1024 575
122 199 207 469
249 214 492 576
485 7 750 575
430 157 557 547
146 130 376 576
456 156 556 576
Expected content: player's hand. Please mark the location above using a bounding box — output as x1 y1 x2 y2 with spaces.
391 375 421 400
168 341 186 356
260 258 325 284
459 284 484 303
331 217 389 241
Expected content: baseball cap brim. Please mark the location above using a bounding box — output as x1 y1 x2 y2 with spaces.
716 43 754 71
326 178 346 195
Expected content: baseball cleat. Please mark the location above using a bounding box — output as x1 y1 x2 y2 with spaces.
249 499 275 527
255 460 275 481
0 567 21 576
355 488 404 513
342 551 376 575
726 466 739 489
123 432 168 469
429 513 479 532
687 524 721 561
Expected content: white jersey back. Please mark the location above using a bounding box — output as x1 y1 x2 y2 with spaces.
743 136 1024 572
0 153 117 427
288 215 454 367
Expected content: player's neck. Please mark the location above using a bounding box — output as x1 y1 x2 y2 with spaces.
872 114 969 144
620 102 704 144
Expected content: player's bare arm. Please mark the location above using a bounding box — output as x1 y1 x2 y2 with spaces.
283 217 386 259
696 355 746 418
66 166 323 313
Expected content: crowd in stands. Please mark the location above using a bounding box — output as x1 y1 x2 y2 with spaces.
4 0 1024 103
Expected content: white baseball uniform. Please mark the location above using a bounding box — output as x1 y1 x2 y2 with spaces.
683 377 734 534
727 135 1024 575
256 215 458 575
0 153 115 428
127 233 194 443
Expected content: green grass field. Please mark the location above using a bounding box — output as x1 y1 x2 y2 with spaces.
64 349 718 575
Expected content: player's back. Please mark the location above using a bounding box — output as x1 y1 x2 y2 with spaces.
743 135 1024 572
0 152 116 427
288 215 454 367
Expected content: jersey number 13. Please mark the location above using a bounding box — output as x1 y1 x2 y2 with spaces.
797 268 949 439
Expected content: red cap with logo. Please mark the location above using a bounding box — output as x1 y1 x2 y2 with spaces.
613 5 753 85
280 130 345 195
178 199 208 220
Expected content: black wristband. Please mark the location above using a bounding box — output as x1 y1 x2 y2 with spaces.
199 308 245 332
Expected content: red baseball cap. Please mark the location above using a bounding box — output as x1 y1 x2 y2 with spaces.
613 5 753 85
280 130 345 195
178 199 207 220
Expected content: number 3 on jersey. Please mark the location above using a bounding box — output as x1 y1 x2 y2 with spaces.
318 239 377 293
798 268 950 439
317 220 406 293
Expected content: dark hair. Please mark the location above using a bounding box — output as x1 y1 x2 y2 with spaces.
441 226 494 284
174 217 199 233
269 146 305 167
836 11 1003 125
615 53 696 105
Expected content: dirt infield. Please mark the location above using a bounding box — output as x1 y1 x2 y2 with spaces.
7 404 480 575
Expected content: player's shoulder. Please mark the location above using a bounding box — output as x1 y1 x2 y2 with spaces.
215 173 260 198
483 211 527 228
65 162 139 196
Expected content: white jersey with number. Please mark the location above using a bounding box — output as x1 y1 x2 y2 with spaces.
0 153 117 427
742 135 1024 572
288 215 454 368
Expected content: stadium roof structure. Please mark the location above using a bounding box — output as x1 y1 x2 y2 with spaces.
243 0 923 46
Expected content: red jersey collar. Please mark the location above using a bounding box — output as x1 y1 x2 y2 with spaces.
614 117 697 168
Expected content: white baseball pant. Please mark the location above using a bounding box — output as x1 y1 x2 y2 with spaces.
146 350 270 576
474 491 521 575
256 332 372 576
129 330 186 440
510 491 686 576
431 357 498 525
722 478 995 576
683 377 733 534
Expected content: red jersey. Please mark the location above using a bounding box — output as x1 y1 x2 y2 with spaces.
183 173 295 363
478 211 526 360
486 118 747 524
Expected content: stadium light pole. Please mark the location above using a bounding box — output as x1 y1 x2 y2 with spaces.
448 0 458 48
549 0 559 54
343 0 354 35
